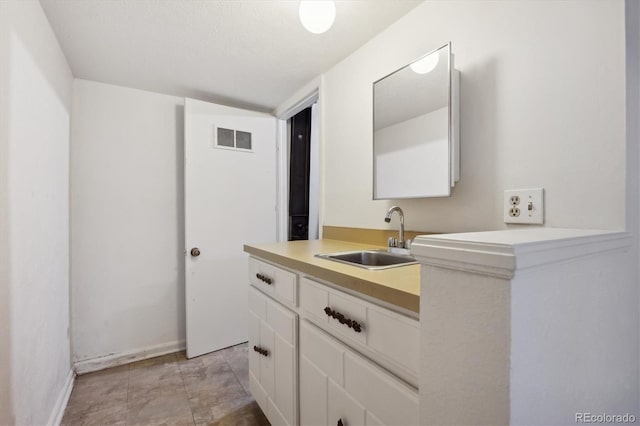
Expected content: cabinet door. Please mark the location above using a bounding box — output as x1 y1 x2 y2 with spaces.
344 352 418 426
248 286 266 386
268 299 297 424
248 310 268 414
301 320 365 426
259 320 275 397
248 286 298 426
328 379 366 426
248 311 261 378
300 320 418 426
300 355 328 426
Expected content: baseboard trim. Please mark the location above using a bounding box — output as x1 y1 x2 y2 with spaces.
73 340 186 375
48 369 75 426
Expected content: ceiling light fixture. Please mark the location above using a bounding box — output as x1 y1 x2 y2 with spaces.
299 0 336 34
410 51 440 74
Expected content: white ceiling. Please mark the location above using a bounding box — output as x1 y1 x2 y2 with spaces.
40 0 422 112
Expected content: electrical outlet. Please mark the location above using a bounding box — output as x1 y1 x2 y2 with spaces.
504 188 544 224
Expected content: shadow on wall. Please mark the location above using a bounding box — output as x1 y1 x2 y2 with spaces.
183 88 271 114
0 1 10 414
0 14 13 417
0 256 13 424
8 7 71 113
0 2 74 423
399 56 500 233
175 104 186 339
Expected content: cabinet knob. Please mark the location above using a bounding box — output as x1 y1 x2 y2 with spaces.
337 419 344 426
324 306 363 333
252 345 269 357
190 247 200 257
256 273 273 285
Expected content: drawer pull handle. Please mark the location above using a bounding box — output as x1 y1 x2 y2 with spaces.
324 306 363 333
255 273 273 285
253 345 269 357
337 419 344 426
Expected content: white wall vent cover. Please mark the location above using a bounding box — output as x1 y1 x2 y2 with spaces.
214 126 252 151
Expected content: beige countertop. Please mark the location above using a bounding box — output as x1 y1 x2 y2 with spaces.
244 239 420 313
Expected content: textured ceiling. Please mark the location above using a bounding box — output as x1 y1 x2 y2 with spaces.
40 0 422 112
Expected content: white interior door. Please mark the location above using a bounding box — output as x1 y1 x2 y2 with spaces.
185 98 276 358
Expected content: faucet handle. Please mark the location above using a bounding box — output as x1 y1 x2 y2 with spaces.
404 239 412 250
388 236 397 248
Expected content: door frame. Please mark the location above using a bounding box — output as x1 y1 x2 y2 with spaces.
276 89 322 242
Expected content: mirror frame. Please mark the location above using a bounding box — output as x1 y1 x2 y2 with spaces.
372 42 458 200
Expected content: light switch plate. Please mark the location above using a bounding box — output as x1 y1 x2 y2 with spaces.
503 188 544 224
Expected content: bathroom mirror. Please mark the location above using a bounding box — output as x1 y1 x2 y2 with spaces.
373 42 459 199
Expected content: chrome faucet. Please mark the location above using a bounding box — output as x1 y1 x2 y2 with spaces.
384 206 409 249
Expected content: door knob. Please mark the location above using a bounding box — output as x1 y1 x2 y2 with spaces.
190 248 201 257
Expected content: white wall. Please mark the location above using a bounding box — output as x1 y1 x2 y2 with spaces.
510 249 638 424
0 2 13 425
0 1 73 424
625 0 640 410
320 0 625 233
71 80 186 367
0 2 13 422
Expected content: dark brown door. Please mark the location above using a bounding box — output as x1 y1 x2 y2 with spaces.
289 107 311 240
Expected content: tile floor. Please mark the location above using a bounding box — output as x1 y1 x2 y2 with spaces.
61 343 270 426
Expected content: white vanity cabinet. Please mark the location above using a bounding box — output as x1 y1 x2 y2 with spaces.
247 254 419 426
299 320 419 426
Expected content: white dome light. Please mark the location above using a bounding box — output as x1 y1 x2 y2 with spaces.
410 51 440 74
299 0 336 34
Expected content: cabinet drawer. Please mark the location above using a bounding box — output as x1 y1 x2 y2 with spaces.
300 321 418 426
300 277 366 345
249 257 297 306
300 277 420 381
